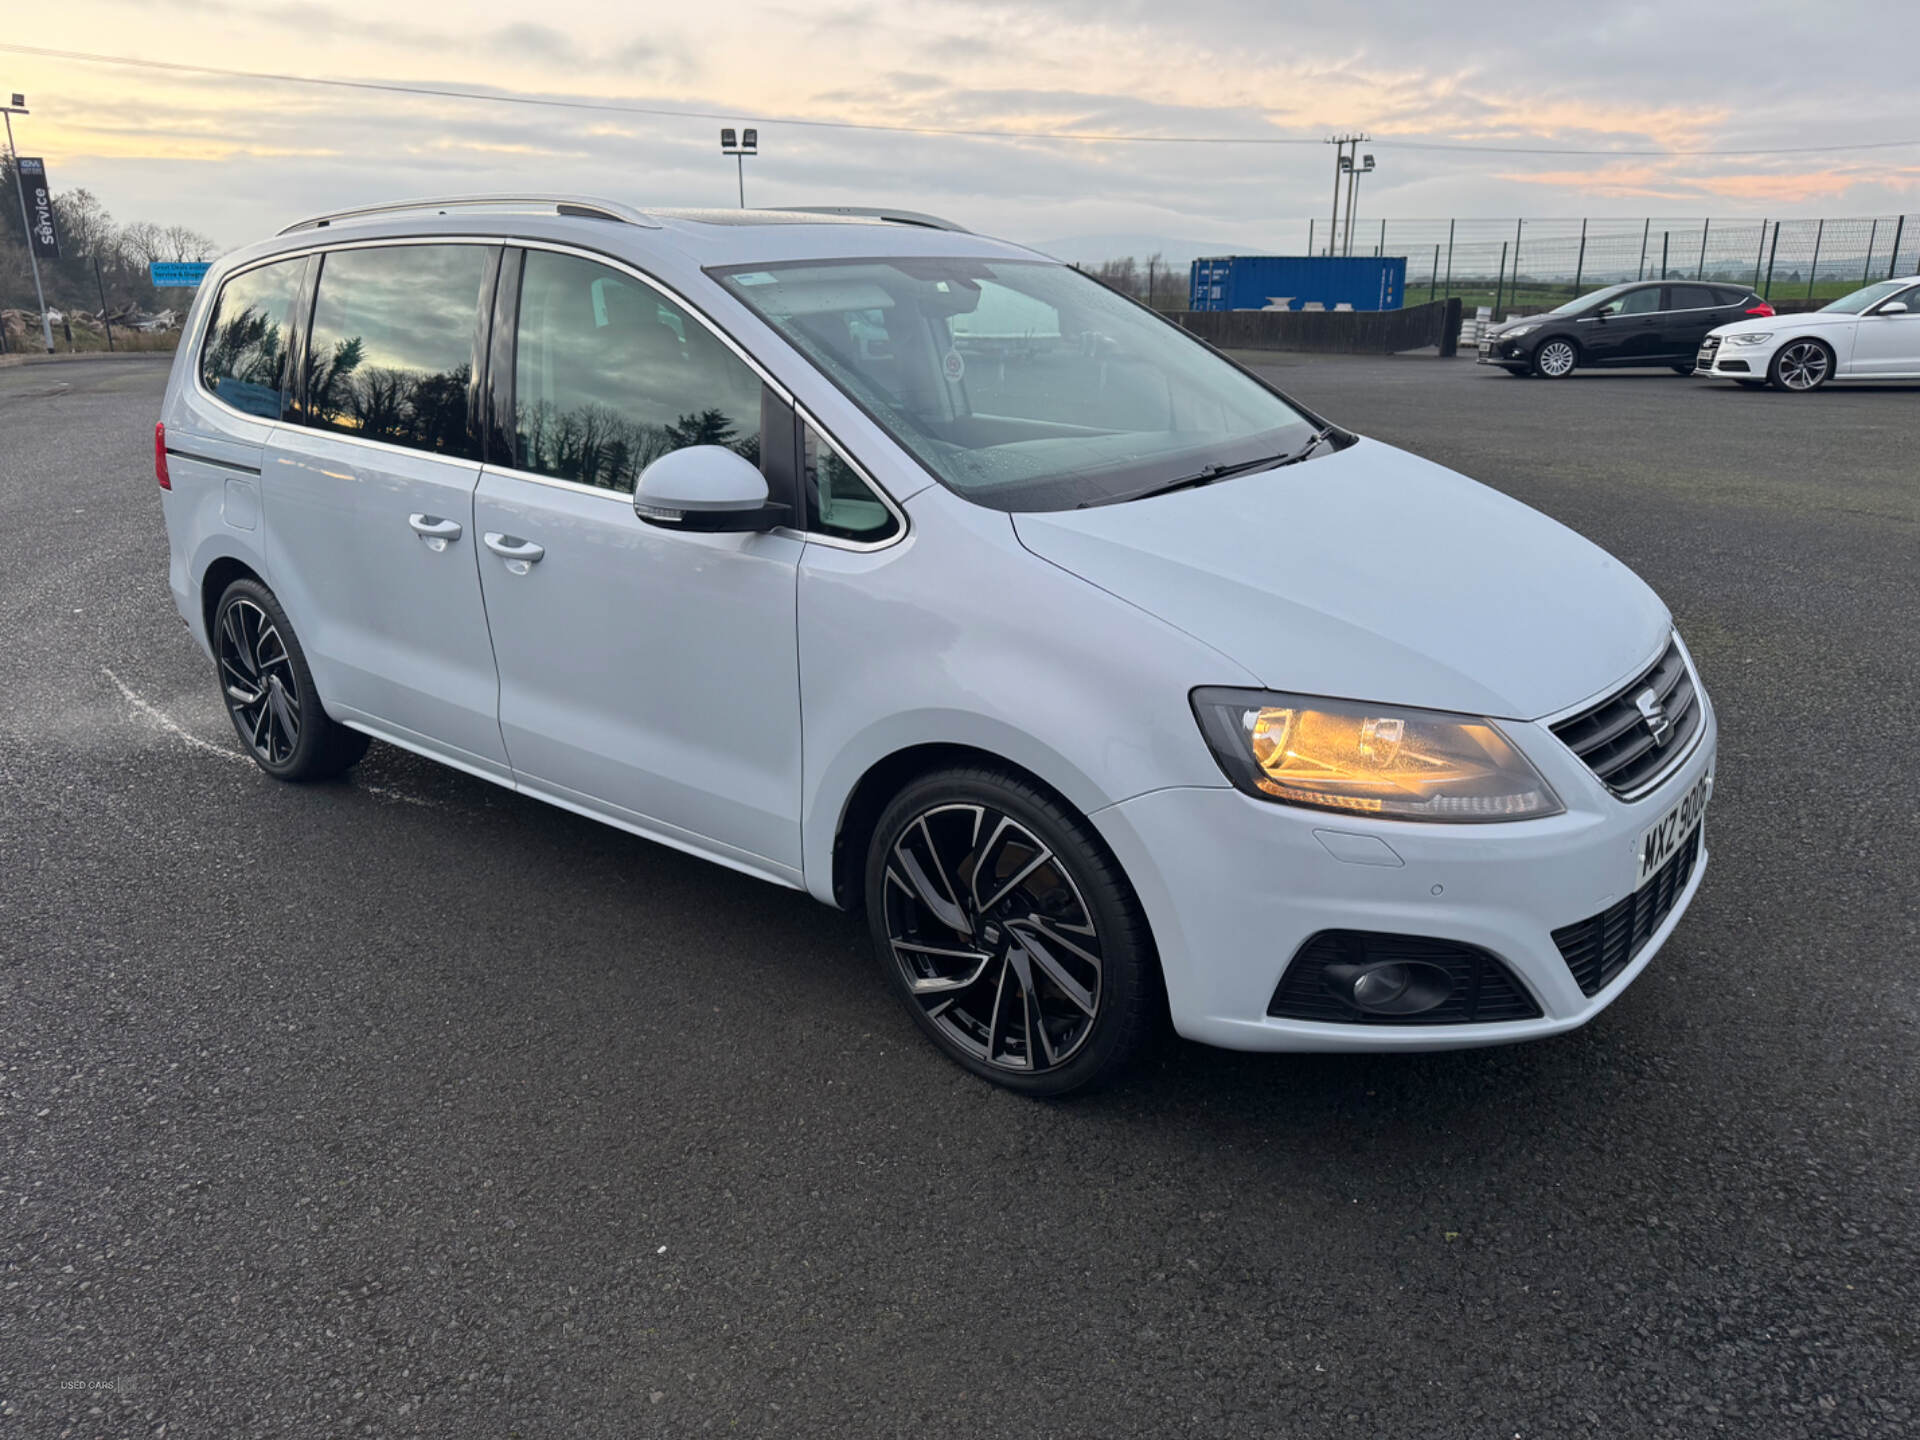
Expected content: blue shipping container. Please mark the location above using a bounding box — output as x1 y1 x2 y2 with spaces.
1189 256 1405 312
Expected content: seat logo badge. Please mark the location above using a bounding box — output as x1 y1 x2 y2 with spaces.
1634 688 1674 746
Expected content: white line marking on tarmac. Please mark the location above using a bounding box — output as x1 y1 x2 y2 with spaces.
102 664 249 765
101 665 442 808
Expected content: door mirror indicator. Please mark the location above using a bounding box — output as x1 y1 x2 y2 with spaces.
633 445 786 533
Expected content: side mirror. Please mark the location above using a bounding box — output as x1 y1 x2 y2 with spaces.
1876 301 1909 315
633 445 786 533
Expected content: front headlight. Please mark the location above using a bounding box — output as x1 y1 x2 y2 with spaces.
1502 324 1539 339
1191 689 1564 822
1727 332 1773 345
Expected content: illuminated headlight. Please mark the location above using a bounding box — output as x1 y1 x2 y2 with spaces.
1726 332 1773 345
1501 324 1539 339
1191 689 1564 822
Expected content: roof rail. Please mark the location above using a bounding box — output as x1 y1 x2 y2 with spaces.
770 205 971 234
277 194 660 236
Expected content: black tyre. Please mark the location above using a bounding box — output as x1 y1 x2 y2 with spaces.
1530 338 1578 378
1671 364 1696 375
1769 339 1833 392
865 766 1157 1097
1734 379 1767 390
213 578 370 780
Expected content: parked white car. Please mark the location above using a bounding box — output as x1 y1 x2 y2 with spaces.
154 196 1716 1094
1696 275 1920 389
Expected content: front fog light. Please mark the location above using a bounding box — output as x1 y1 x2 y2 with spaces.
1192 688 1564 822
1324 960 1454 1015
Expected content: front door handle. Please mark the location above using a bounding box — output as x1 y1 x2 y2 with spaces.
483 531 546 574
408 513 463 552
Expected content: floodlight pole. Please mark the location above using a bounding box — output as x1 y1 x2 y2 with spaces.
1325 134 1365 257
3 99 54 354
720 126 759 209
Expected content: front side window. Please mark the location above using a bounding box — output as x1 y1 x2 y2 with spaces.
514 251 763 494
717 258 1314 512
199 259 303 419
803 421 898 542
1820 279 1910 315
303 244 490 457
1599 287 1664 317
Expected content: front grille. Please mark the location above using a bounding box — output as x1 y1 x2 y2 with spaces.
1697 336 1721 367
1552 825 1701 996
1551 639 1702 797
1268 931 1542 1025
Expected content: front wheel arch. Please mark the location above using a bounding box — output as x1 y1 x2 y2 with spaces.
832 742 1085 911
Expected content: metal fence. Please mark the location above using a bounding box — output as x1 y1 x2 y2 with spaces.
1304 215 1920 309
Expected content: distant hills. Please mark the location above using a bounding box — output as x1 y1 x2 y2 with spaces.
1023 233 1249 269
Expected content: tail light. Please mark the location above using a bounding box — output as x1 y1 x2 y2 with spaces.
154 421 171 489
1745 301 1775 317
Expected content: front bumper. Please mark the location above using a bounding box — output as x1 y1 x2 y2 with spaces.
1476 334 1530 367
1695 334 1773 377
1093 696 1717 1053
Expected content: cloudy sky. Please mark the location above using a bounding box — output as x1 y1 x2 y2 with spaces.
6 1 1919 255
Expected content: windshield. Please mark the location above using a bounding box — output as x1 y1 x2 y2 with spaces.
715 257 1315 511
1547 283 1633 316
1821 279 1909 314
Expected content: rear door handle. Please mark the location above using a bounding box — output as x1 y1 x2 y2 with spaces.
408 513 463 551
483 532 545 573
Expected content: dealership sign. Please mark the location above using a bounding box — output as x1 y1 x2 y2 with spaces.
15 156 60 261
150 261 212 289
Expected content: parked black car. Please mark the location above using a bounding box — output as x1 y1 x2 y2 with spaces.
1477 281 1774 378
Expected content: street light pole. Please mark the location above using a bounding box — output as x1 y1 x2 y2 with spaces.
3 95 54 354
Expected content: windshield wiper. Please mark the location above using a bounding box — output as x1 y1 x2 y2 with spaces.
1084 425 1340 509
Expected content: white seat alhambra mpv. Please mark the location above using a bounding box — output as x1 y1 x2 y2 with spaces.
155 196 1717 1094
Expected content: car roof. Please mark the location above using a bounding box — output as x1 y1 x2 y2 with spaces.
210 198 1048 281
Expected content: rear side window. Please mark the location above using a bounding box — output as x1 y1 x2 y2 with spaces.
803 421 899 543
304 245 490 458
1669 285 1717 310
512 250 763 494
199 259 303 419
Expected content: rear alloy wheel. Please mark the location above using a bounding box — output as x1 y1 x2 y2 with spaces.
866 768 1155 1096
214 578 369 780
1770 339 1833 392
1532 339 1578 378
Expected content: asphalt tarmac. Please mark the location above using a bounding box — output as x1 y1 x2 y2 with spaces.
3 353 1914 1438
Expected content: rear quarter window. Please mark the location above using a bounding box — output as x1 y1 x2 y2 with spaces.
199 260 304 420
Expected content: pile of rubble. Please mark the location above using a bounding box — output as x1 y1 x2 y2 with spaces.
2 305 180 349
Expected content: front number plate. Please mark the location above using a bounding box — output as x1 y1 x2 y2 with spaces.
1637 769 1711 887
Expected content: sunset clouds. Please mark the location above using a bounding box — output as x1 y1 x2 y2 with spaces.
5 1 1914 251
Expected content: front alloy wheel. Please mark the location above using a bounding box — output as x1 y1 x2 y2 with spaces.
1771 340 1832 391
867 769 1155 1095
1533 339 1577 378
